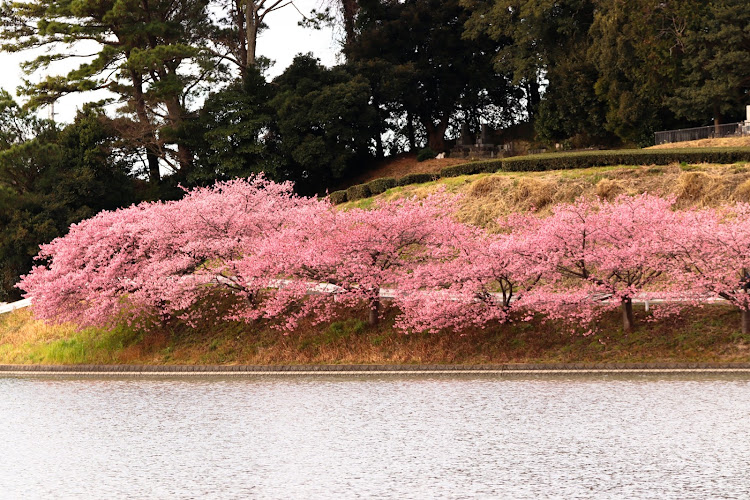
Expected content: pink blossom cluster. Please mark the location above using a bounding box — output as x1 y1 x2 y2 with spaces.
18 177 750 333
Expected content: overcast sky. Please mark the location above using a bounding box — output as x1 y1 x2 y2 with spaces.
0 5 340 122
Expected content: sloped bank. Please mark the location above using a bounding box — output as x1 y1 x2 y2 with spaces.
331 147 750 204
2 305 749 366
2 363 750 376
338 163 750 230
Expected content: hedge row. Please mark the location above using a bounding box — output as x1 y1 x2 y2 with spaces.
330 147 750 204
439 162 496 178
332 173 441 203
329 190 348 204
368 177 397 194
501 148 750 172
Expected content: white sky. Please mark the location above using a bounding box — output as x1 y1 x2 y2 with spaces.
0 4 340 123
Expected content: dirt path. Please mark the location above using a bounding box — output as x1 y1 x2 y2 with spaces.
344 153 476 186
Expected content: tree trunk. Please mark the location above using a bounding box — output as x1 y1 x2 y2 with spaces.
742 308 750 336
131 70 160 184
373 94 384 159
406 109 416 151
246 1 258 68
175 143 193 177
375 132 384 159
145 149 160 185
236 0 248 78
424 116 449 152
526 78 541 120
714 103 722 135
165 98 194 176
622 298 634 332
341 0 359 50
368 295 380 326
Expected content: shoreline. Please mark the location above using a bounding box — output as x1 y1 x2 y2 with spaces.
5 307 750 368
4 362 750 377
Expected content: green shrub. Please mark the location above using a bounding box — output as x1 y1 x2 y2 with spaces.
397 173 436 186
345 183 371 201
416 147 437 162
499 148 750 172
439 161 500 178
468 159 506 173
367 177 397 195
329 190 348 204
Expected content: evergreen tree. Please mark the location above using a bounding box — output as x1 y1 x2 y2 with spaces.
350 0 514 152
463 0 596 122
270 55 376 194
0 96 135 300
668 0 750 128
188 68 276 185
535 54 610 146
0 0 222 183
590 0 692 145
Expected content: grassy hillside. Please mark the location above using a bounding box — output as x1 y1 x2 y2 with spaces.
342 162 750 229
340 138 750 192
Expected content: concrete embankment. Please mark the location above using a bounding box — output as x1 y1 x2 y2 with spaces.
2 363 750 377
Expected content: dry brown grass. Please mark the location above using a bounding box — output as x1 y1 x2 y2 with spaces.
0 309 74 346
595 178 626 200
648 136 750 149
363 163 750 227
511 177 558 211
468 175 506 197
732 179 750 202
3 303 750 365
674 171 727 208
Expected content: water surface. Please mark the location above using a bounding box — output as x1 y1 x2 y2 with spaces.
1 374 748 499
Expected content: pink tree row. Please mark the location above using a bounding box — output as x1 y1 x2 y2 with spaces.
18 176 750 334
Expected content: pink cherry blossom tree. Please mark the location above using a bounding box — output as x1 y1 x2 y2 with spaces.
19 201 171 327
258 191 467 329
393 224 544 333
665 204 750 334
518 194 681 332
19 179 472 332
19 176 329 328
25 174 747 337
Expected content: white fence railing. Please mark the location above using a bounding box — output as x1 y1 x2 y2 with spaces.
0 299 32 315
0 291 735 318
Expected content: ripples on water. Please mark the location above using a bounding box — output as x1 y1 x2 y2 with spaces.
0 374 748 499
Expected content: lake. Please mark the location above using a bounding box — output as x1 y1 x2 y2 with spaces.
1 374 748 499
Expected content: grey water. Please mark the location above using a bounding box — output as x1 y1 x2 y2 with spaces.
1 374 749 499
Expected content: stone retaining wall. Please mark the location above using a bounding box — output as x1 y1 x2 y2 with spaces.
2 363 750 376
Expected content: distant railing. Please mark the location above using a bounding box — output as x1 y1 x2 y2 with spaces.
0 298 31 315
654 122 749 145
0 292 735 318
